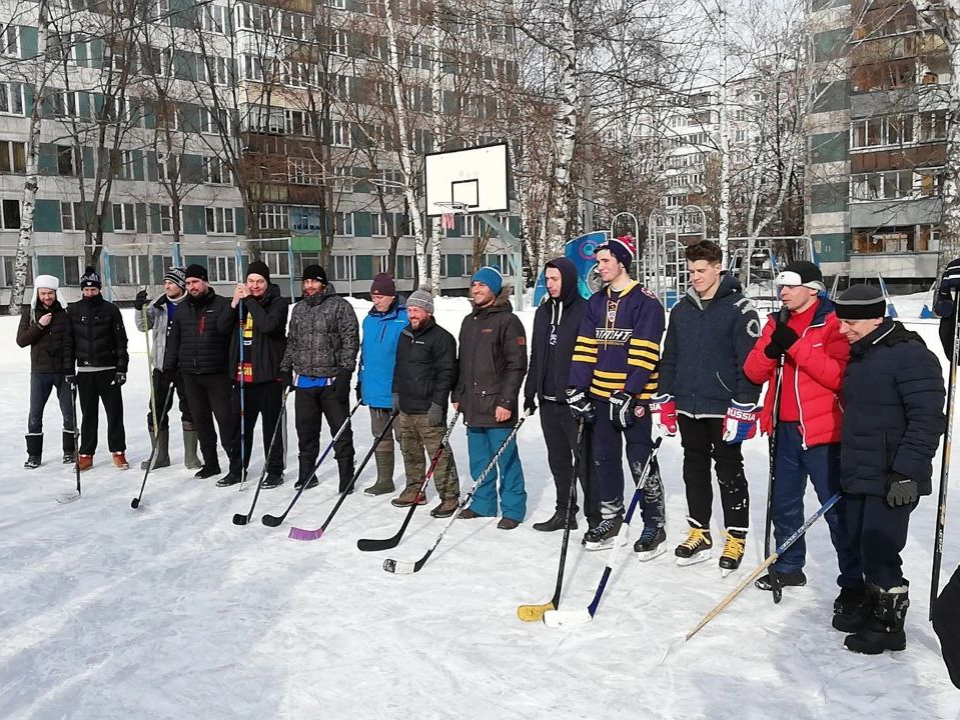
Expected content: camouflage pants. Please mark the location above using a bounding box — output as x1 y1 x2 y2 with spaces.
400 412 459 499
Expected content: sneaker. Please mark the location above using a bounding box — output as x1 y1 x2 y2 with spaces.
533 511 578 532
718 529 747 574
391 487 427 508
294 475 319 491
497 517 520 530
112 452 130 470
634 526 667 561
582 516 624 551
459 508 483 519
195 464 221 479
260 472 284 489
832 585 869 633
755 570 807 591
215 471 241 487
78 454 94 472
62 453 75 465
430 498 459 518
23 455 41 469
675 523 713 566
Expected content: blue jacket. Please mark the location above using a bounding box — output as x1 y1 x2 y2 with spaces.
359 298 408 408
658 274 762 417
841 319 945 496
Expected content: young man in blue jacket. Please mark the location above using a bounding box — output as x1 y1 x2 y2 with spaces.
358 273 408 495
654 240 762 570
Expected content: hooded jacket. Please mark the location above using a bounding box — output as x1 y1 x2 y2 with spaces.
17 287 72 374
393 316 458 414
452 289 527 428
280 287 359 378
657 273 761 417
163 288 237 375
135 292 188 370
841 319 945 496
359 297 408 408
227 283 289 383
524 257 587 404
65 293 129 372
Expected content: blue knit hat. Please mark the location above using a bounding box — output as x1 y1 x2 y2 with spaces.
471 266 503 295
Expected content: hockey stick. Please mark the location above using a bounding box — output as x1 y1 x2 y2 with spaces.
131 382 177 509
260 400 361 528
356 411 462 552
542 436 664 628
517 418 585 622
236 300 248 490
931 294 960 619
765 306 790 559
382 413 528 572
232 386 291 525
142 302 159 440
289 409 400 540
661 492 841 662
56 379 82 504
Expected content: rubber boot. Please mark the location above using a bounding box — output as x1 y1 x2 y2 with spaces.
364 451 395 495
844 584 909 655
183 430 202 470
62 430 76 464
141 428 171 470
337 455 356 494
24 433 42 469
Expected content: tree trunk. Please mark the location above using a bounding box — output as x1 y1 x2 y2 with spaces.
547 1 578 258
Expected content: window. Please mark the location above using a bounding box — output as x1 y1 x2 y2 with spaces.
288 157 323 185
327 0 345 8
333 211 353 235
206 207 235 234
290 206 321 231
286 109 316 136
395 254 414 279
159 205 183 234
111 255 149 285
280 12 307 39
110 149 138 180
1 255 32 286
849 169 935 202
372 212 390 236
208 255 237 282
259 204 287 230
333 255 352 280
918 111 947 142
333 75 350 101
262 251 290 277
0 140 25 173
460 214 476 236
412 128 432 154
111 203 138 232
201 4 227 33
57 145 79 176
331 30 348 55
150 0 171 22
61 201 85 231
139 46 172 77
0 83 25 115
665 195 684 207
246 105 284 133
236 3 275 32
333 167 354 192
157 153 178 182
201 56 229 86
156 101 179 130
330 120 351 147
199 107 229 135
203 157 232 185
0 199 19 229
1 25 20 58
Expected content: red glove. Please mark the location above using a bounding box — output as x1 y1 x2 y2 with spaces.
650 394 678 436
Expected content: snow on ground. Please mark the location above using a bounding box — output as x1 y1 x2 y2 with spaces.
1 295 959 720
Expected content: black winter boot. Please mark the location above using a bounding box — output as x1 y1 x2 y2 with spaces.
62 430 76 464
24 434 42 469
832 584 871 633
844 584 909 654
337 455 356 494
533 511 577 532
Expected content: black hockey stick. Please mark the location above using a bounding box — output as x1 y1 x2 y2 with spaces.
764 306 790 558
56 379 83 504
288 409 399 539
232 386 291 525
131 382 178 509
356 411 461 552
517 418 585 621
261 400 361 528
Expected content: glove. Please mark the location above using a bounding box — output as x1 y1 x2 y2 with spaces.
941 264 960 293
334 370 352 404
114 372 127 387
770 324 799 353
721 401 759 444
135 289 148 310
392 393 400 413
523 396 537 415
427 402 444 426
280 369 294 389
566 387 594 424
650 394 678 436
356 381 363 404
608 390 638 430
162 367 177 384
764 339 784 360
886 472 919 507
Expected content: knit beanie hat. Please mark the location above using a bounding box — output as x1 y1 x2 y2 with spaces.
774 261 825 292
246 260 271 284
302 264 327 284
370 272 396 296
406 286 434 314
185 263 208 282
471 266 503 295
163 266 186 290
80 265 101 289
834 284 886 320
596 236 635 268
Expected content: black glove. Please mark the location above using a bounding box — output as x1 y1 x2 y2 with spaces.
162 367 177 384
608 390 637 430
280 369 294 389
523 396 537 415
135 289 148 310
886 472 919 508
427 402 444 426
356 381 363 404
114 372 127 386
566 387 594 424
764 339 784 360
771 324 799 353
334 370 352 404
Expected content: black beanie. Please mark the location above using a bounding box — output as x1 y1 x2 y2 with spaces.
835 284 886 320
80 266 101 289
302 264 327 284
246 260 271 285
185 263 208 282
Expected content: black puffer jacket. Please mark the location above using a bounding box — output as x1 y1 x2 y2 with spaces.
227 283 289 382
65 294 129 372
163 288 237 375
280 288 358 378
841 319 946 496
393 316 458 414
17 301 72 373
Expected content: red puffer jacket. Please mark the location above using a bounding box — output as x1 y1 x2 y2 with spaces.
743 298 849 447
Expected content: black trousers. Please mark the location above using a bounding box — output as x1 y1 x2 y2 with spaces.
77 370 125 455
234 380 286 474
540 399 600 526
294 385 354 481
678 414 749 529
845 493 915 590
183 373 240 473
147 369 192 432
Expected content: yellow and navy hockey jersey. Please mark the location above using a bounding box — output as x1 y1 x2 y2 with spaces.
568 281 665 402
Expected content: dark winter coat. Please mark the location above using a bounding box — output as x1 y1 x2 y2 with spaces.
227 283 289 383
935 257 960 359
658 274 762 417
524 257 587 403
163 288 237 375
65 294 129 372
841 319 945 496
17 301 72 374
280 288 359 378
452 290 527 428
393 316 458 414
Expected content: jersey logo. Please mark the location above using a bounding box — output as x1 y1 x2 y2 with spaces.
641 287 657 299
595 328 632 344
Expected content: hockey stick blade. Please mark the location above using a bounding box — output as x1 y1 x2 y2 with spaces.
289 526 324 541
542 608 593 628
261 513 284 528
130 497 140 509
517 602 555 622
357 532 402 553
383 558 414 574
232 513 250 526
56 492 80 504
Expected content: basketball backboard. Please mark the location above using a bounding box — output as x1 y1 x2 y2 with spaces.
424 142 510 217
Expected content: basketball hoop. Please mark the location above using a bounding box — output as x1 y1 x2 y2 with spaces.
435 201 469 231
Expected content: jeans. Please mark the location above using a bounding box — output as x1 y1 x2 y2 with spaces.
28 372 75 434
